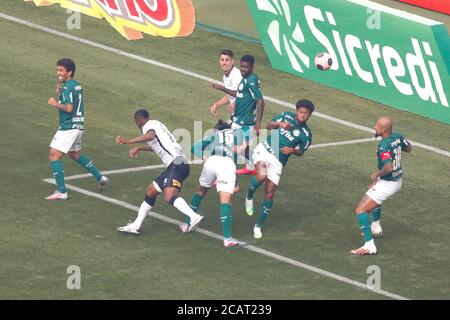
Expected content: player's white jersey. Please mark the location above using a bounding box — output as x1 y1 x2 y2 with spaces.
141 120 186 167
223 66 242 104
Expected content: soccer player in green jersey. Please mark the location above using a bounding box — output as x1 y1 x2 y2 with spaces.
180 120 250 247
245 99 314 239
46 58 108 200
352 117 412 255
210 55 265 175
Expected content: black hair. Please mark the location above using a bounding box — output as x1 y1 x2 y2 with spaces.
295 99 315 113
134 109 150 119
214 119 231 131
57 58 76 77
240 54 255 65
219 49 234 58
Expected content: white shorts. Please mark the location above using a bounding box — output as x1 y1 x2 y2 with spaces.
252 143 283 186
50 129 83 154
365 178 402 205
199 155 236 194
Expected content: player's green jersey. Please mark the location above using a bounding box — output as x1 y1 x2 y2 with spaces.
57 79 84 130
377 132 410 181
233 73 262 126
263 112 312 166
191 127 251 164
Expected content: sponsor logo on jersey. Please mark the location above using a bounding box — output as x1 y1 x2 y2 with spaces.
293 129 300 137
24 0 195 40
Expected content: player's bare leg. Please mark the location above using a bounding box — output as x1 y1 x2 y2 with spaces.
245 161 266 216
236 145 256 175
352 196 379 255
254 179 277 239
46 148 68 200
163 187 204 232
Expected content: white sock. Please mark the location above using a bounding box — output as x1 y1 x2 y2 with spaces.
132 201 152 229
365 239 375 247
173 197 199 220
245 159 255 170
372 220 381 227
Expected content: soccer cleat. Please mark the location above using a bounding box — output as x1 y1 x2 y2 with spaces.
371 222 383 237
117 222 141 235
223 238 246 247
179 223 190 233
45 191 68 200
351 241 377 255
187 214 204 232
98 176 109 190
236 167 257 175
245 197 254 216
253 226 263 239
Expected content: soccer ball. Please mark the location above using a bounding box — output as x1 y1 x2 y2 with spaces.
314 52 332 71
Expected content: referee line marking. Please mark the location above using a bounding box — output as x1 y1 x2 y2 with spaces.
41 178 409 300
0 12 449 159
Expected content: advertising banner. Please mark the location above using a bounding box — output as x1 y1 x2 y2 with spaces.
24 0 196 40
248 0 450 125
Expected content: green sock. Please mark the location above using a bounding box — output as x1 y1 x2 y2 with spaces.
186 193 203 224
358 213 372 242
372 207 381 222
220 203 232 239
256 198 273 228
247 176 263 200
50 160 66 193
76 154 102 181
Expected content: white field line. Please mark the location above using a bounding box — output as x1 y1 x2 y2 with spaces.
57 139 373 181
309 137 375 149
1 12 449 159
41 178 409 300
62 160 203 181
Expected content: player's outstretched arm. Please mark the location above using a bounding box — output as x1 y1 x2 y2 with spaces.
129 145 152 158
209 83 237 97
116 130 156 145
210 95 231 115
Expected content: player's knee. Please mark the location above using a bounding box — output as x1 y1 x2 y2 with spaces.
164 192 177 204
265 191 275 200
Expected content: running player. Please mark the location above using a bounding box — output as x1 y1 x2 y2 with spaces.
351 117 412 255
245 99 314 239
46 58 108 200
115 109 204 235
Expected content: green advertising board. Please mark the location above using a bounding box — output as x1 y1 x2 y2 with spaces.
247 0 450 124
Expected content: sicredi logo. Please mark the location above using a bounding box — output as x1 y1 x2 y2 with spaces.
256 0 448 108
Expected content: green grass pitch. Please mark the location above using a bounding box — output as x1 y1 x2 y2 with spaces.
0 1 449 299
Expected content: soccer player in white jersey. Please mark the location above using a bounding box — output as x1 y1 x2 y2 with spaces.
209 49 242 117
115 109 204 235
